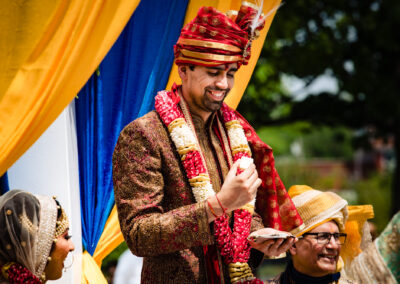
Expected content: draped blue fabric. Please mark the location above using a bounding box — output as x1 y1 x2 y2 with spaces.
75 0 188 255
0 172 9 194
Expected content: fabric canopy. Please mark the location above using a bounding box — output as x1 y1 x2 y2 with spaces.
0 0 141 176
77 0 189 282
76 0 189 256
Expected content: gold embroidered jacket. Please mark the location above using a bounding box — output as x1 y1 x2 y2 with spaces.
113 111 265 283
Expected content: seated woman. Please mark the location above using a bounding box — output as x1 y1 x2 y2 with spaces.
0 189 74 283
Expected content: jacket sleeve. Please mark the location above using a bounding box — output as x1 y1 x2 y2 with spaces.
112 117 214 257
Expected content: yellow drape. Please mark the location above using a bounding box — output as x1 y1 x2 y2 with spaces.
81 251 107 284
93 206 125 267
82 206 125 283
341 205 374 264
0 0 141 176
0 0 61 99
166 0 282 109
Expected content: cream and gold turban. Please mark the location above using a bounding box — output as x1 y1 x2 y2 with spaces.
288 185 348 236
282 185 374 271
285 185 349 236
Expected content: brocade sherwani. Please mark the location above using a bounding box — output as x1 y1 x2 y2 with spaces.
113 110 269 283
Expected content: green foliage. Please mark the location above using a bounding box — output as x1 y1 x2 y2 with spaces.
257 122 353 159
301 126 353 159
275 159 350 191
274 158 392 233
239 0 400 212
275 157 392 232
256 122 310 155
256 259 287 280
352 172 393 233
101 241 128 281
238 59 292 127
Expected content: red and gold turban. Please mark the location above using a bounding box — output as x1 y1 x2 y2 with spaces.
174 2 267 67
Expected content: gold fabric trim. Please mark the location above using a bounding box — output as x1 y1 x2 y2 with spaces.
188 175 210 183
226 124 242 129
232 148 251 156
177 144 197 155
295 218 334 237
296 192 343 224
291 223 306 236
175 57 226 65
168 118 186 132
178 89 210 179
180 49 242 62
178 38 242 53
216 114 234 168
240 204 255 214
54 208 69 238
347 205 374 221
190 181 210 187
225 120 242 129
232 144 251 151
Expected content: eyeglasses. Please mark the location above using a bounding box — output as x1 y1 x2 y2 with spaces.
300 232 347 245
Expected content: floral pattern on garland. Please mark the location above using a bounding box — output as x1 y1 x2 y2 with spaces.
1 262 42 284
155 86 262 283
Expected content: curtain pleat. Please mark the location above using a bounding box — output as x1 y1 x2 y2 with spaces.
75 1 189 279
0 173 9 195
0 0 141 176
0 0 62 98
77 1 189 281
93 207 125 266
81 251 107 284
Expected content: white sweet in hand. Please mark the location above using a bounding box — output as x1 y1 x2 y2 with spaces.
239 157 253 170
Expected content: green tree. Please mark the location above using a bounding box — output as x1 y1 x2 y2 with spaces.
239 0 400 213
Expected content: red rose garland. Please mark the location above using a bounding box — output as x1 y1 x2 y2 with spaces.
215 104 262 283
155 88 262 283
1 262 42 284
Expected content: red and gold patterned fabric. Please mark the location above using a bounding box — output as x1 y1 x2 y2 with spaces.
174 2 266 67
113 110 265 283
113 93 302 283
234 111 303 232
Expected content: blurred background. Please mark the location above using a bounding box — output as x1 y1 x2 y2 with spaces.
238 0 399 279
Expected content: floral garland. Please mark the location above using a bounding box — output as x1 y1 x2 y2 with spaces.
155 87 262 284
1 262 42 284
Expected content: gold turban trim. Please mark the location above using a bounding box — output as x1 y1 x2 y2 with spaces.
287 185 348 236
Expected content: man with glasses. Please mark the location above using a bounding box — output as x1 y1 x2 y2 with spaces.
289 223 348 281
266 185 374 283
